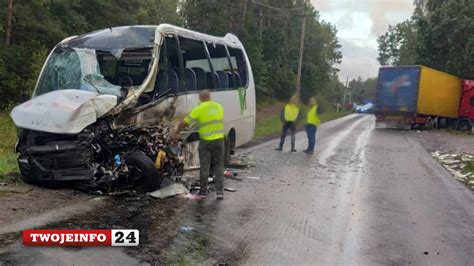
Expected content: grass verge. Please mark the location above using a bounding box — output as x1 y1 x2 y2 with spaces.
0 111 18 180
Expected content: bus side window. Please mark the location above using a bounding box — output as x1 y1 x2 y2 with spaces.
206 42 232 90
227 47 248 88
154 36 182 99
179 36 214 91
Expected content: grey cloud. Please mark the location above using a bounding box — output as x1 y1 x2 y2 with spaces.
313 0 414 36
337 39 380 79
312 0 413 80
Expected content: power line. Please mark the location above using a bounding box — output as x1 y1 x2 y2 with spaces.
205 0 306 19
251 0 305 11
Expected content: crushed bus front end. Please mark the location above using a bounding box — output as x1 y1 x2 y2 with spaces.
11 26 184 192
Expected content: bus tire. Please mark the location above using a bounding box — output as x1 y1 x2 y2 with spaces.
224 130 235 166
224 138 231 166
126 151 162 192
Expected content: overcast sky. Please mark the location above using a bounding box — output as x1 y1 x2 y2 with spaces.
311 0 414 81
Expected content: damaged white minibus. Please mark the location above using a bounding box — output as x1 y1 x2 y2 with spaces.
10 24 256 192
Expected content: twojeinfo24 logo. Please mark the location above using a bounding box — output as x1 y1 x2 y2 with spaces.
22 229 139 246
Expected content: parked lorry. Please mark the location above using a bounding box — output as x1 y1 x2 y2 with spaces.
375 65 474 131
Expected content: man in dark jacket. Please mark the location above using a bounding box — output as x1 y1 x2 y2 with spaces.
275 95 299 152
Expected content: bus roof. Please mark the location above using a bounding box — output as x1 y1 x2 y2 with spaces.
60 24 243 51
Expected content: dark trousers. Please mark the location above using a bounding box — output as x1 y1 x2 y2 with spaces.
278 122 296 150
198 139 224 192
305 124 317 151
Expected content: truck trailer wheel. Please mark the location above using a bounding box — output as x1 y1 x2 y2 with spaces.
457 121 472 132
126 151 162 192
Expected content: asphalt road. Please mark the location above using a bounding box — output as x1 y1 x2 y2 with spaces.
174 113 474 265
1 114 473 265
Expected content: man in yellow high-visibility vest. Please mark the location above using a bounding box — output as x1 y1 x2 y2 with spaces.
172 90 225 199
275 95 299 152
303 97 321 155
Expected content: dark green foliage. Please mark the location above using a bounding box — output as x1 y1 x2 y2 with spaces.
347 77 377 103
378 0 474 79
0 0 342 109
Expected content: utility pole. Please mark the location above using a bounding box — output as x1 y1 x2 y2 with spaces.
259 8 263 40
239 0 248 36
295 4 306 95
343 76 349 104
5 0 13 46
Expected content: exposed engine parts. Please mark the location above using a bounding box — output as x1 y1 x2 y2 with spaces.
16 117 184 193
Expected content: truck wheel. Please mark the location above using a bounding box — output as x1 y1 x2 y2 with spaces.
457 121 472 132
439 118 447 129
126 151 162 192
431 117 439 129
425 117 433 130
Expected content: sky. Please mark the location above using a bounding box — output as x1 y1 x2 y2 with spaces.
312 0 415 81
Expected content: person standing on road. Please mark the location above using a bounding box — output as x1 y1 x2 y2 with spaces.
172 90 225 199
275 95 299 152
303 97 321 155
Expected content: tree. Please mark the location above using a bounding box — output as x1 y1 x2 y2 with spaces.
379 0 474 79
416 0 474 79
377 20 417 66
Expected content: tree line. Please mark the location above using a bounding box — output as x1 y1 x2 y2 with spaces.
0 0 344 110
378 0 474 80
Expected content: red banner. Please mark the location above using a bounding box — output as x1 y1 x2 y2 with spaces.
23 229 112 246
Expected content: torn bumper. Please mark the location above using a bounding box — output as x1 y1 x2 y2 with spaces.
18 157 94 183
18 142 95 183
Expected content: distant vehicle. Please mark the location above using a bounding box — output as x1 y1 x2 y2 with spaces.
10 24 256 191
356 103 374 113
375 65 474 131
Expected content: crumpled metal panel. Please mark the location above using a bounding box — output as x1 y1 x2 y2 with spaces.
11 90 117 134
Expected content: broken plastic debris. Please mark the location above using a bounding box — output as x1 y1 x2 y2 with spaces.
179 226 194 233
147 183 189 199
182 193 205 200
224 170 237 178
246 176 261 180
224 187 237 192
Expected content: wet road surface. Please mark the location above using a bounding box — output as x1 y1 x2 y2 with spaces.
174 114 474 264
1 114 474 265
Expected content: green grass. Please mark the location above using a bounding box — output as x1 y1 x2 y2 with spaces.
0 111 18 180
254 110 351 138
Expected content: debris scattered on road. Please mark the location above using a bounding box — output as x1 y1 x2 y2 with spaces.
148 183 189 199
179 226 194 233
224 187 237 192
227 154 256 169
246 176 261 180
431 151 474 190
182 193 205 200
224 170 236 178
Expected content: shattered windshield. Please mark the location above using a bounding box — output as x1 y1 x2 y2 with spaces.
35 48 122 97
35 47 153 98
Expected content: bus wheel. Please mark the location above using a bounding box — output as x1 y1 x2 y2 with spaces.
224 130 235 166
457 120 472 132
126 151 162 192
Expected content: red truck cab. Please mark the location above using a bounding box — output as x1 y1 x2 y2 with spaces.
458 80 474 131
